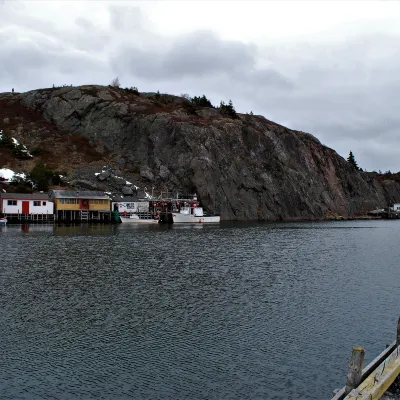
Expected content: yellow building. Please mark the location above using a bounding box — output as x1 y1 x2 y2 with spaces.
50 190 112 221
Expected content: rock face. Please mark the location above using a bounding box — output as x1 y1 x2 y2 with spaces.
1 84 400 220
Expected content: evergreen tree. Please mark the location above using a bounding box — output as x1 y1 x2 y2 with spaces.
219 99 237 118
191 95 213 107
347 151 359 170
28 160 56 191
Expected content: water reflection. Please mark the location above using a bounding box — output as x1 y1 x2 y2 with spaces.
0 220 399 399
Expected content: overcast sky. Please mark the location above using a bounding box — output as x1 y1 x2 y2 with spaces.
1 0 399 172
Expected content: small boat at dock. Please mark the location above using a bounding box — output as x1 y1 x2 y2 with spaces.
119 213 159 224
0 217 7 226
171 205 220 224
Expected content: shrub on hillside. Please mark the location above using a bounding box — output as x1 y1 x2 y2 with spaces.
28 160 63 191
124 86 139 94
219 100 237 118
191 95 213 107
0 131 33 160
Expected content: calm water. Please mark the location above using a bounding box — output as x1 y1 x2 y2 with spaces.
1 220 399 400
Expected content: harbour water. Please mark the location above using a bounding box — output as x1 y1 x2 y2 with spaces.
1 220 399 399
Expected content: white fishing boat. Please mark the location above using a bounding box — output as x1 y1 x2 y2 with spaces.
119 213 159 224
0 217 7 226
172 206 220 224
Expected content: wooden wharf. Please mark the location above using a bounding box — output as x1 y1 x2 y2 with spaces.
3 212 55 223
3 210 113 223
332 317 400 400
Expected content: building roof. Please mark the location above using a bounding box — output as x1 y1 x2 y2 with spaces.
51 190 110 200
0 193 51 200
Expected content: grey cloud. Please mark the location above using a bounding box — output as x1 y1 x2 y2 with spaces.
1 2 400 171
108 5 145 32
112 30 258 80
0 33 105 86
163 31 256 77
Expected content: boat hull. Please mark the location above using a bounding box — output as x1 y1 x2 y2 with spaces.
120 216 159 224
172 214 220 223
0 218 7 226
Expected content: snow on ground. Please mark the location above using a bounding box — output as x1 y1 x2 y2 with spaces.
21 146 33 157
0 168 16 180
94 168 142 190
12 137 33 157
0 131 33 157
0 168 28 182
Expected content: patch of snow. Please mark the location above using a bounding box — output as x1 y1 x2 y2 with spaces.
0 168 15 180
126 181 132 185
59 175 64 178
12 137 20 146
134 185 139 190
0 129 3 139
20 145 33 157
144 191 152 199
94 172 100 176
15 172 27 179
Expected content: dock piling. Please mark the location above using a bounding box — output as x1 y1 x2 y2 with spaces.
345 347 366 395
332 316 400 399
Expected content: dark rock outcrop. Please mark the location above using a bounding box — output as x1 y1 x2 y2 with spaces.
1 84 400 220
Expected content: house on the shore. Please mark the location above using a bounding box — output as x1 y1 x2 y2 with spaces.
0 193 54 220
50 190 112 221
390 203 400 212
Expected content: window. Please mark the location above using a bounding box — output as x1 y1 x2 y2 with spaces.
89 199 108 204
60 199 78 204
33 201 41 206
42 201 46 206
7 200 17 206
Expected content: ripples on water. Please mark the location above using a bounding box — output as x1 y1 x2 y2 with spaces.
1 221 400 399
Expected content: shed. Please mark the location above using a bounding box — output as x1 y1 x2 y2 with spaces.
112 196 150 213
0 193 54 215
50 190 111 212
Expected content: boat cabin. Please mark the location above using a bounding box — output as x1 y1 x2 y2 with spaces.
0 193 54 215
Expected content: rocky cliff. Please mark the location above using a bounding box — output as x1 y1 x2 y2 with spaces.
1 85 400 220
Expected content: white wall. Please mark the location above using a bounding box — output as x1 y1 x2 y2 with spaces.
391 203 400 211
2 199 54 214
113 201 149 213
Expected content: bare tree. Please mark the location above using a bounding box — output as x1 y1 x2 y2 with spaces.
111 77 120 87
181 93 191 100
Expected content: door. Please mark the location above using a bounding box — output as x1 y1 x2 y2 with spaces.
80 199 89 210
22 201 29 214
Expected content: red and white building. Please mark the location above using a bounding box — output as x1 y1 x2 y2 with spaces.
0 193 54 215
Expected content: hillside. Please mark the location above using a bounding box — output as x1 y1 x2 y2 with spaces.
1 85 400 220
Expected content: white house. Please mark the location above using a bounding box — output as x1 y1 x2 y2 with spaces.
0 193 54 215
390 203 400 212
